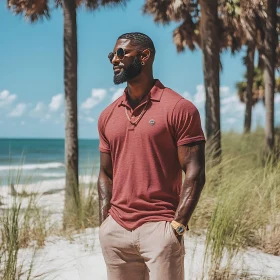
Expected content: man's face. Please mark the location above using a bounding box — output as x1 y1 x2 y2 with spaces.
111 39 143 85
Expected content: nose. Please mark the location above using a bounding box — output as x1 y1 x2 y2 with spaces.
111 53 120 65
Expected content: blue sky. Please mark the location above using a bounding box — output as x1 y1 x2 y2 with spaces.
1 1 279 139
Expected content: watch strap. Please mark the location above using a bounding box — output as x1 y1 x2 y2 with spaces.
171 220 186 235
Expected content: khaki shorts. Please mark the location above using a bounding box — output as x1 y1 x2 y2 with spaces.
99 215 185 280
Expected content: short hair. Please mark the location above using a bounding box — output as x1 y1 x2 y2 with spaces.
118 32 156 56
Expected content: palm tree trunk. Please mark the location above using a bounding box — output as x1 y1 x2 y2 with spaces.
62 0 80 228
263 0 276 152
244 43 255 133
200 0 221 161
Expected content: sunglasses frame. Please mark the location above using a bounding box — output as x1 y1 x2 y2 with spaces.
108 47 146 63
108 48 130 63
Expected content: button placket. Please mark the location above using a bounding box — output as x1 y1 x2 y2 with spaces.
128 122 135 131
125 107 135 131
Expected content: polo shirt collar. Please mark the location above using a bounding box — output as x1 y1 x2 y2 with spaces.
118 79 165 107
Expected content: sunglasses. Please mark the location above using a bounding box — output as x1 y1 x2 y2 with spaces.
108 48 144 63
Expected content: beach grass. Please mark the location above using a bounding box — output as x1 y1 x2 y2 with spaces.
0 196 38 279
0 164 52 279
187 128 280 278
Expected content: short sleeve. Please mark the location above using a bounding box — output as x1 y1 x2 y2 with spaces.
171 99 205 146
98 112 110 153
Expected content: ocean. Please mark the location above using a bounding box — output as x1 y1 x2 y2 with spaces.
0 138 100 185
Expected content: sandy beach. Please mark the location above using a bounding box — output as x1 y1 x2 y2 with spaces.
1 178 280 279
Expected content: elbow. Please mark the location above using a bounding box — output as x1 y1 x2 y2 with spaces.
185 165 206 188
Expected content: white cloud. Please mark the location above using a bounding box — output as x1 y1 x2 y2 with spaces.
220 86 230 96
49 94 63 112
34 102 45 112
0 90 17 107
8 103 27 117
221 95 245 114
30 102 46 117
81 89 107 110
111 88 124 102
221 95 237 105
193 85 205 105
39 113 51 123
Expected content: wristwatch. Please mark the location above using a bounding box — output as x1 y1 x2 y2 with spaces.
171 220 187 235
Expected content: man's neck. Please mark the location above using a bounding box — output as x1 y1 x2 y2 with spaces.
126 76 155 109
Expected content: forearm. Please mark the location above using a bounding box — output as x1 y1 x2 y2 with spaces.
97 173 113 225
173 174 205 226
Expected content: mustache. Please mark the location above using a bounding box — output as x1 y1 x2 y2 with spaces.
113 65 124 71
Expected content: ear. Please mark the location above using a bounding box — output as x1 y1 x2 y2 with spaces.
141 49 152 64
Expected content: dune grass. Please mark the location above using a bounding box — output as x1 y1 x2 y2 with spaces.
188 129 280 278
0 163 52 279
0 197 38 280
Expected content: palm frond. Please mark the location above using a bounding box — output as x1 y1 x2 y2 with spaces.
100 0 127 5
7 0 50 22
276 76 280 92
143 0 199 24
173 15 200 52
236 67 270 105
143 0 173 24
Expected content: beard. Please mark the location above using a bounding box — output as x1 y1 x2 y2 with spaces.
113 57 142 85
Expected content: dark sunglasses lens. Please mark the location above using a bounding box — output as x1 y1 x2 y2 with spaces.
108 52 114 62
116 48 125 59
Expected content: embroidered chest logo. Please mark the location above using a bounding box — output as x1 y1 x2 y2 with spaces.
149 119 156 126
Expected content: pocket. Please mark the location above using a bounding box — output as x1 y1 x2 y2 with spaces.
100 215 110 228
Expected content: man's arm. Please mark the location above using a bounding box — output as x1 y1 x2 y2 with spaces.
173 141 206 227
97 152 113 226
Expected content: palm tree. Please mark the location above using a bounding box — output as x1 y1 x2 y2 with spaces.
218 0 263 134
235 1 280 134
236 67 265 105
7 0 127 228
143 1 221 160
239 0 258 133
262 0 277 152
199 1 221 160
236 67 280 106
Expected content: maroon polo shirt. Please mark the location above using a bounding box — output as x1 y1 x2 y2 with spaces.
98 80 205 230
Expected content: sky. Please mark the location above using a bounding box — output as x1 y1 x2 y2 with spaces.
0 1 279 139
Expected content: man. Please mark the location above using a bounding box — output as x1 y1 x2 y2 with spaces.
98 32 205 280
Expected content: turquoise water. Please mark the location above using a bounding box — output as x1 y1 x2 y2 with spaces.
0 139 100 185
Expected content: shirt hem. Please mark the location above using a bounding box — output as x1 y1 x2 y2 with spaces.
110 212 174 231
99 147 111 153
